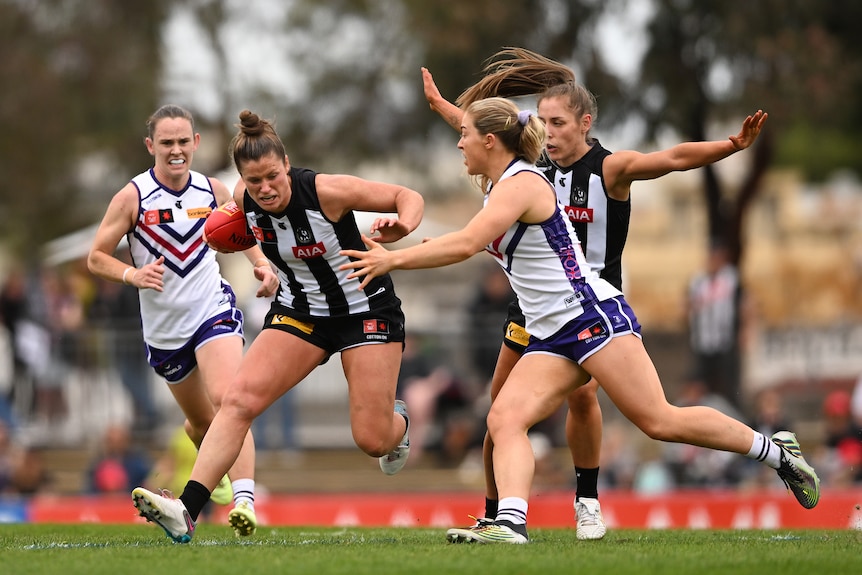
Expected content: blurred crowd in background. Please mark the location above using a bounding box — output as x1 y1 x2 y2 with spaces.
1 252 861 499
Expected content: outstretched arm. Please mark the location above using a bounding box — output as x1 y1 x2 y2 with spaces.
422 67 463 132
605 110 768 197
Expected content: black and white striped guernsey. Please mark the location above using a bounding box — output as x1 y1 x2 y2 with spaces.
243 166 398 319
539 141 631 291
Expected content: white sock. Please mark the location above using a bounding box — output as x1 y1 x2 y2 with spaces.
496 497 528 526
746 432 782 469
232 478 255 508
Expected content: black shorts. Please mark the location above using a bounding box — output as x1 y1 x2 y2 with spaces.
501 298 530 354
262 300 406 358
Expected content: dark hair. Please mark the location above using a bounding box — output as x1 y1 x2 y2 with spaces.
465 97 545 192
229 109 286 172
455 47 598 141
146 105 195 140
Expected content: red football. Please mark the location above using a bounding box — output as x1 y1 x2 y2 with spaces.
204 201 256 253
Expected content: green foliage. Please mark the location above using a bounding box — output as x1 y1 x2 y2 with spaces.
0 524 860 575
777 123 862 182
2 0 862 258
0 0 167 254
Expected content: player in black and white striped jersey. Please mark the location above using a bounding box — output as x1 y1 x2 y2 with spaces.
129 108 425 543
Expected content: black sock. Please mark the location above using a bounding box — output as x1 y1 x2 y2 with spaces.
575 466 599 500
494 519 529 539
179 480 211 522
485 497 498 519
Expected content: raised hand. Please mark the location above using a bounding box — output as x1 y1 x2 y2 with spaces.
729 110 768 151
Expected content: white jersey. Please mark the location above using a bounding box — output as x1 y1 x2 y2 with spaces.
484 159 621 339
128 168 234 349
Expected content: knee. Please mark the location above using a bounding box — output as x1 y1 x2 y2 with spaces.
567 381 600 417
353 429 390 458
486 405 518 442
221 384 264 425
634 413 676 442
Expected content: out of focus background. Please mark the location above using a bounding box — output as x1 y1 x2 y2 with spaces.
1 0 861 504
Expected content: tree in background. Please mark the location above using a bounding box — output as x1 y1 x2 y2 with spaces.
0 0 166 254
2 0 862 263
583 0 862 264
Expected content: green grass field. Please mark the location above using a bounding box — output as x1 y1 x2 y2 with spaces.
1 524 859 575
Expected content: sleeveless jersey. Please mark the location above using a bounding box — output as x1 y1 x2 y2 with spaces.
485 159 621 339
129 168 233 349
243 166 398 319
539 141 631 291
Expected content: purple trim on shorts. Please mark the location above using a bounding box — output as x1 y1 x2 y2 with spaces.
146 306 244 383
523 296 641 364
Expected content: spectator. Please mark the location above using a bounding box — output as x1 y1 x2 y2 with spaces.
686 243 746 408
86 423 152 494
397 332 479 467
851 374 862 437
147 425 199 499
465 264 514 385
664 375 748 487
0 266 29 422
0 419 18 493
0 419 48 495
750 387 792 439
819 390 862 485
87 263 157 439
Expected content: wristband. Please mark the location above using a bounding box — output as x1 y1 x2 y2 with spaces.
122 267 135 285
254 258 270 268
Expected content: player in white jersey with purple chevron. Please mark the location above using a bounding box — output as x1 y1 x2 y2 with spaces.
341 96 820 544
423 48 772 540
87 105 278 539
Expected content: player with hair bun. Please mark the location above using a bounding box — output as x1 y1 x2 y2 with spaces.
130 108 425 543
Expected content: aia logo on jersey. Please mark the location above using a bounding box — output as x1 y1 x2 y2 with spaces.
363 319 389 334
144 209 175 225
252 226 278 243
564 205 593 223
293 242 326 259
290 226 324 258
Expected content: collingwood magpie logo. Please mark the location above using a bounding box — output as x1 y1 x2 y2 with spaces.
296 227 312 244
573 186 586 205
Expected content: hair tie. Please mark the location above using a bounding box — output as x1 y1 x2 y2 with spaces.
517 110 533 126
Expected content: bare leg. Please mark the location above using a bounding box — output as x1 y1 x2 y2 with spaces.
341 342 406 457
483 344 523 502
195 336 256 486
582 335 754 453
190 330 324 491
488 354 587 501
566 378 602 471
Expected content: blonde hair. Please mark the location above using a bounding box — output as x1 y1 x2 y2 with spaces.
456 47 598 142
465 97 546 192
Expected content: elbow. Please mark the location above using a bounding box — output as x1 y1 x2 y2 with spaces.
86 252 98 275
458 241 484 261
